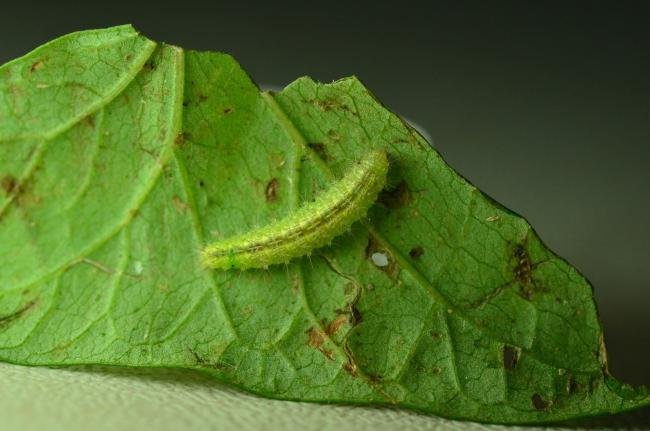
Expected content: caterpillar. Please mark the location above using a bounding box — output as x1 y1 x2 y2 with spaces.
202 150 389 270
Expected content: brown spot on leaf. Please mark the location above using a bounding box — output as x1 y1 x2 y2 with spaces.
531 393 550 410
311 97 347 112
379 181 412 209
334 289 363 326
502 345 520 370
189 349 232 371
327 130 342 141
83 115 95 128
1 176 38 208
265 178 279 202
342 343 359 376
0 299 38 330
365 235 379 258
367 373 383 383
514 244 534 299
172 196 188 213
307 142 328 160
30 61 44 72
567 376 580 394
597 332 608 370
325 314 348 336
223 107 233 114
1 175 17 195
514 245 532 283
343 361 358 375
350 304 363 325
143 60 156 71
322 348 334 360
174 133 187 146
197 94 208 104
306 327 334 360
156 282 170 294
365 235 399 279
409 246 424 260
307 327 325 348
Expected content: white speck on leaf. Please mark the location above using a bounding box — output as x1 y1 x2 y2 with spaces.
371 252 389 267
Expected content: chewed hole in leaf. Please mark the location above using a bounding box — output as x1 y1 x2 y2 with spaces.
307 142 328 160
502 345 520 370
265 178 279 202
409 245 424 260
365 235 398 278
531 393 551 411
378 180 412 209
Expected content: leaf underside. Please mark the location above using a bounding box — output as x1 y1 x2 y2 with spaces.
0 25 647 424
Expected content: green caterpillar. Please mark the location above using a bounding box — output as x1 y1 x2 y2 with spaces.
202 150 389 270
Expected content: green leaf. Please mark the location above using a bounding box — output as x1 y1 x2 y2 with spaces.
0 25 647 424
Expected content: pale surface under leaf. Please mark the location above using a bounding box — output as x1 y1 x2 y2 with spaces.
3 363 648 431
0 25 647 424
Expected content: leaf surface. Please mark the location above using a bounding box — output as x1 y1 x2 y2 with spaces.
0 25 647 424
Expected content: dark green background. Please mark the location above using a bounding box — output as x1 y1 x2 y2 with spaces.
1 2 648 386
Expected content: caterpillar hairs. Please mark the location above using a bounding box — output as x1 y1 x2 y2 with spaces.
201 150 389 270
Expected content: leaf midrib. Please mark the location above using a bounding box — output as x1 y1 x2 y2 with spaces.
259 92 401 403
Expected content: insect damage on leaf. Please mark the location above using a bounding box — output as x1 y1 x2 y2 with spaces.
0 25 648 426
